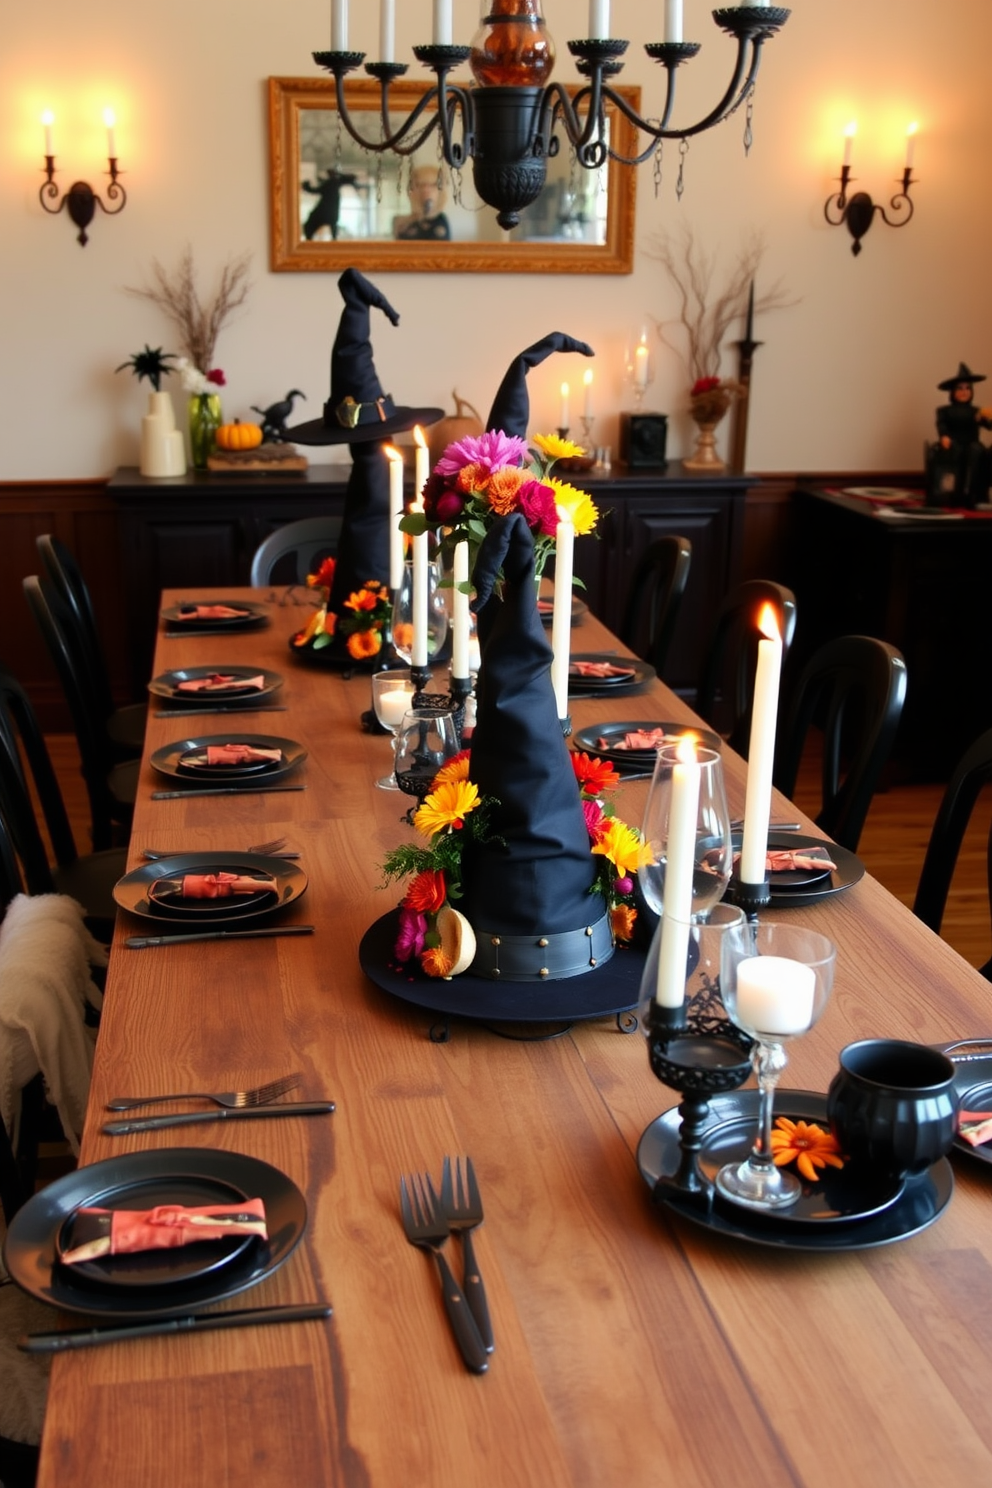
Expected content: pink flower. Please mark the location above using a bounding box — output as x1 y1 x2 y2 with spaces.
394 907 427 962
518 479 558 537
614 876 633 896
435 430 529 477
435 489 467 523
582 798 607 842
206 368 227 387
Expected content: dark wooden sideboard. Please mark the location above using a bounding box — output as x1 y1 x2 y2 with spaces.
107 463 751 698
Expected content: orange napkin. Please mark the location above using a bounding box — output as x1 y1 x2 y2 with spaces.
176 674 265 693
765 848 838 873
179 872 275 899
175 605 250 621
958 1111 992 1147
199 744 282 766
60 1200 267 1264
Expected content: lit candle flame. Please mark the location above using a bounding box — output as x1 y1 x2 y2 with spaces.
413 425 427 450
757 603 781 643
675 733 698 766
384 444 403 464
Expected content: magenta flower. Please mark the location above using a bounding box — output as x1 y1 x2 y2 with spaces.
435 429 529 477
394 907 427 962
518 479 558 537
435 489 468 523
582 799 607 842
614 876 633 896
206 368 227 387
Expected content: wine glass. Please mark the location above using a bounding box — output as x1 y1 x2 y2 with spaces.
715 922 837 1211
371 670 416 790
640 743 733 924
391 559 448 668
637 901 751 1034
393 707 461 807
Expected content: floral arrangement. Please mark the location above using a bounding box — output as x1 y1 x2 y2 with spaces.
115 345 177 392
125 245 251 386
381 750 650 979
291 557 393 662
770 1117 846 1182
689 374 741 427
178 359 227 398
403 430 600 583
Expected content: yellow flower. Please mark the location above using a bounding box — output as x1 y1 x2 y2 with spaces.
433 751 471 785
413 779 481 839
292 607 327 646
591 817 652 877
550 479 599 536
770 1118 846 1182
533 432 585 461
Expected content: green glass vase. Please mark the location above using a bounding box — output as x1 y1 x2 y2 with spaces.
188 392 222 469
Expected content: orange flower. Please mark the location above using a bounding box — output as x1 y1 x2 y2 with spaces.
421 945 454 979
307 556 336 591
433 751 471 785
292 607 327 647
403 869 447 914
770 1118 846 1182
571 751 620 795
347 629 382 660
455 462 488 494
611 904 637 942
486 466 528 515
392 621 414 653
344 588 379 613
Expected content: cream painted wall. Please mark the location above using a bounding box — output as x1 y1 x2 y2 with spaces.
3 0 990 480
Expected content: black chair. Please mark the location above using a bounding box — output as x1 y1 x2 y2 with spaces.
249 516 343 587
36 534 146 759
23 575 137 851
696 579 798 755
0 667 126 927
773 635 908 854
618 535 692 678
913 728 992 978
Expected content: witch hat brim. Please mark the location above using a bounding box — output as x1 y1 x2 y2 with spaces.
289 267 443 444
938 361 986 391
486 333 594 436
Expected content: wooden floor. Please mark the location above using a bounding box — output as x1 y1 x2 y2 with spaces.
44 730 992 976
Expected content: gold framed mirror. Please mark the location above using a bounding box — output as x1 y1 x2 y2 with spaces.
268 76 638 275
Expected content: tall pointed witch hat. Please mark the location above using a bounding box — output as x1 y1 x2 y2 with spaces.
938 361 986 391
486 332 594 436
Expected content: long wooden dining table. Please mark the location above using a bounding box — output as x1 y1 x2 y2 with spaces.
33 588 992 1487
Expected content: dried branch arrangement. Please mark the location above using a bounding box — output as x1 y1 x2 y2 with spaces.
125 246 252 375
648 228 793 384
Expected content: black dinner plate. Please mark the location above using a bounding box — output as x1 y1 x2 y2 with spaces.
939 1041 992 1165
161 600 270 631
148 666 284 707
150 734 307 785
54 1172 255 1290
733 831 865 908
113 853 307 926
568 653 656 698
3 1148 307 1319
638 1090 953 1251
571 719 723 765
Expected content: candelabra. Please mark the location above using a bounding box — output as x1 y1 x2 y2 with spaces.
314 3 790 231
39 110 127 246
824 163 915 257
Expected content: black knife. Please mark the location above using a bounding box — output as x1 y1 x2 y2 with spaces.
125 926 315 948
152 785 306 800
154 707 288 718
103 1100 335 1134
20 1303 332 1354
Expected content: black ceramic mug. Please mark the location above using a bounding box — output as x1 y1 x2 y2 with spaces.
826 1039 959 1179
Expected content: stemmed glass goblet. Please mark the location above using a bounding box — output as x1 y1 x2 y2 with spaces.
391 559 448 669
716 922 837 1211
393 707 461 810
371 670 416 790
640 743 734 925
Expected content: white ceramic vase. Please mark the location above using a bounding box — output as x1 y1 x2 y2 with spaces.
140 391 187 478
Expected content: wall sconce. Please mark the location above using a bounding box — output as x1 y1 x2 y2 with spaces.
824 121 917 256
39 108 127 245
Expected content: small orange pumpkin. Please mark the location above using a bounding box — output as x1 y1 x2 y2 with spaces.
216 419 263 452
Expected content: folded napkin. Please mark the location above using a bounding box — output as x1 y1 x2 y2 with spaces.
176 674 265 693
164 872 276 900
570 660 635 679
175 605 251 621
596 727 682 751
196 744 282 767
60 1199 267 1264
702 847 838 875
958 1111 992 1147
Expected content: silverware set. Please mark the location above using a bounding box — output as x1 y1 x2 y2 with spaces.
400 1156 492 1373
100 1072 335 1133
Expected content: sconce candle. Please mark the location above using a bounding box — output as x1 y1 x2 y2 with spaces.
905 122 918 170
103 108 117 158
843 122 856 168
589 0 610 38
41 110 54 157
550 510 575 720
385 445 405 591
654 736 701 1008
739 603 783 886
664 0 683 43
39 107 127 244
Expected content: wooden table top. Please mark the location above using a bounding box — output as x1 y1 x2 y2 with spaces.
35 590 992 1488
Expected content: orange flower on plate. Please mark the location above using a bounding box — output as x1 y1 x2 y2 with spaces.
770 1118 845 1182
346 629 382 660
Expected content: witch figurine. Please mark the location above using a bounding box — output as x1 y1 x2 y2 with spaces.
926 361 992 509
288 269 443 666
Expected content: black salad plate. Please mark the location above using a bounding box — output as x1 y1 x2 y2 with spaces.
568 653 656 699
571 719 723 765
638 1091 952 1251
161 600 269 630
732 831 865 908
3 1148 306 1318
148 666 284 707
113 853 307 926
54 1171 255 1290
938 1040 992 1165
150 734 307 785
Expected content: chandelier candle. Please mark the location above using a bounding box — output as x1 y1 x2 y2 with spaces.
385 446 404 592
550 510 575 720
451 539 471 681
739 604 783 888
589 1 610 39
736 956 815 1037
433 0 452 45
331 0 348 52
654 736 701 1008
380 0 395 62
664 1 683 44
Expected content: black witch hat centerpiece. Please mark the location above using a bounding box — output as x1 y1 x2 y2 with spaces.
287 268 442 668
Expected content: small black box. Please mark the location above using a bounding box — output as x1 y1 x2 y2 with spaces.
619 412 668 469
